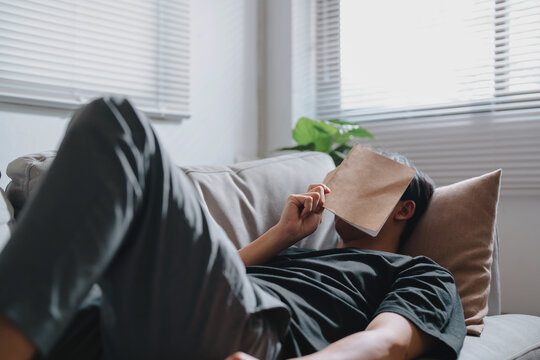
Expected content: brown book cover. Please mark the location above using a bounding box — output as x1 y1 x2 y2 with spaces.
323 144 416 237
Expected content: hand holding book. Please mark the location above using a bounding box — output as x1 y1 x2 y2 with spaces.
277 183 331 244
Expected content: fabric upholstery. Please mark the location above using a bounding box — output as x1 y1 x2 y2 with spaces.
181 152 338 250
457 315 540 360
5 151 57 217
401 170 502 336
487 227 501 316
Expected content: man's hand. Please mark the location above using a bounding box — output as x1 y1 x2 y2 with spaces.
225 351 260 360
276 184 331 245
237 184 331 267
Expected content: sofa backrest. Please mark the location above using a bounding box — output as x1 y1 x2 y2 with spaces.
5 151 339 250
180 151 338 250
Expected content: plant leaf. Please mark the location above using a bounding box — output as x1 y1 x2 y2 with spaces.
282 117 373 161
313 120 339 135
293 117 319 145
328 119 359 126
293 117 337 146
292 117 315 145
334 133 352 145
314 136 333 152
344 127 374 139
276 143 316 151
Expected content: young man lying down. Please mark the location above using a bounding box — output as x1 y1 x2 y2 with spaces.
0 98 466 360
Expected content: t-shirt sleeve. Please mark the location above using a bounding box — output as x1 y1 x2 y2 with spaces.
373 256 466 359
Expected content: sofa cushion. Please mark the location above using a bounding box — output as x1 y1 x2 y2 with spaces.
181 152 338 249
401 170 502 336
458 315 540 360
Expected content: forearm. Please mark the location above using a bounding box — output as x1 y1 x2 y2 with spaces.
239 184 329 267
237 225 293 266
290 312 433 360
289 329 406 360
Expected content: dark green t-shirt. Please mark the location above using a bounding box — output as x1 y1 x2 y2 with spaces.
246 247 466 359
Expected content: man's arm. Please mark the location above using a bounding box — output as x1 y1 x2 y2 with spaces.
238 184 330 266
227 312 435 360
292 312 435 360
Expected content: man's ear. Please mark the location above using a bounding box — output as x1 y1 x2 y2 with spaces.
394 200 416 221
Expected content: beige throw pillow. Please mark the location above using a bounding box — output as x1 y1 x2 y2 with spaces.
401 169 502 336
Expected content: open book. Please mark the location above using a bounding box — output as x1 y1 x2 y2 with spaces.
323 144 416 237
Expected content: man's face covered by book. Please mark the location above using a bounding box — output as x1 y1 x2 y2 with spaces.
334 215 372 243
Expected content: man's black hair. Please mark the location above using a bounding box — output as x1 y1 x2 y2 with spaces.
379 151 435 247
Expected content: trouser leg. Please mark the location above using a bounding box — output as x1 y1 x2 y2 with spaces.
0 97 289 359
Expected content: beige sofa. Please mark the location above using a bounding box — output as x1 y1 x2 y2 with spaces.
1 150 540 359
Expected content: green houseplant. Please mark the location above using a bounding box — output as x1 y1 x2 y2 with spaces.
278 117 374 166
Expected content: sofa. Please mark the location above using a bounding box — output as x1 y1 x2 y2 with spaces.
1 150 540 359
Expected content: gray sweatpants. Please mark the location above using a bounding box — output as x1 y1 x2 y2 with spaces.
0 98 289 359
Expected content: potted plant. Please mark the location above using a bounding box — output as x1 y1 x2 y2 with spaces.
278 117 374 166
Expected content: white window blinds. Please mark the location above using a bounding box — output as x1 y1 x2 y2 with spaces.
0 0 190 120
314 0 540 194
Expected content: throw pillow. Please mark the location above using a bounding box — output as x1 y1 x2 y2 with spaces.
401 169 502 336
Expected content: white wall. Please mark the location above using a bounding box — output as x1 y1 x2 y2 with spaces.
258 0 317 156
498 194 540 315
0 0 260 189
258 0 295 156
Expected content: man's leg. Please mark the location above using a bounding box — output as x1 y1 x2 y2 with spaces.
0 98 289 359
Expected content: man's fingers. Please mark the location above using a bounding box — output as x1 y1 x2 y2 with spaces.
308 183 331 193
311 191 322 210
300 196 314 218
306 189 325 211
308 185 329 209
288 194 311 215
289 194 313 218
289 192 325 218
314 187 326 210
308 183 331 192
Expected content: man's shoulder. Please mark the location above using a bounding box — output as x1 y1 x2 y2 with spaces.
275 246 450 274
278 246 413 265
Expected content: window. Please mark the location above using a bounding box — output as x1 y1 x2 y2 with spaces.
313 0 540 193
0 0 190 120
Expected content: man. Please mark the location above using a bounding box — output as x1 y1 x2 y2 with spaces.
0 98 466 360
